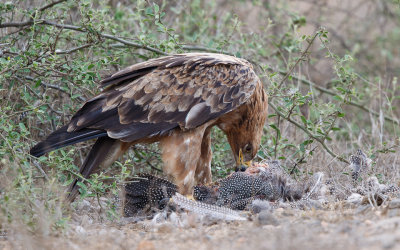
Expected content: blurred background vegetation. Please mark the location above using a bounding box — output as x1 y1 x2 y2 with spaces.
1 0 400 234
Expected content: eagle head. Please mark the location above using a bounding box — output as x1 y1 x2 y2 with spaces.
218 82 268 168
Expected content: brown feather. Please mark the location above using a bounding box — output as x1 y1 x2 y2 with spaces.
68 53 259 142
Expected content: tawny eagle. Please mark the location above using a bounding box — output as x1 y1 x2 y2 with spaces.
30 53 269 201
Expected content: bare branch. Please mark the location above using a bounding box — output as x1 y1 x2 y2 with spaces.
0 20 34 28
1 19 263 63
290 146 318 175
0 20 169 55
55 43 92 55
0 20 83 31
181 45 233 55
1 0 68 30
277 31 319 89
15 76 63 115
32 161 50 181
38 0 68 12
22 75 86 102
39 20 84 31
101 34 168 55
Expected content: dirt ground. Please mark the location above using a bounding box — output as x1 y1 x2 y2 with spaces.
2 198 400 250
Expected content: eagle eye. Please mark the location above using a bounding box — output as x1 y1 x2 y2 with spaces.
244 144 252 153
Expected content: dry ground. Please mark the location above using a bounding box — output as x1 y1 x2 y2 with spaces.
2 152 400 250
1 197 400 250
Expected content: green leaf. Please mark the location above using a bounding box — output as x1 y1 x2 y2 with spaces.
153 3 159 13
18 122 27 133
34 79 41 88
303 139 313 145
300 143 305 153
336 87 346 93
269 124 281 139
71 94 82 99
333 95 343 101
300 115 307 125
77 181 88 197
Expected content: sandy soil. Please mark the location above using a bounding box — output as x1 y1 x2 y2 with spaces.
2 198 400 250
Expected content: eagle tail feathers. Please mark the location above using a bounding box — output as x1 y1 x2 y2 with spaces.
66 137 123 202
29 125 108 157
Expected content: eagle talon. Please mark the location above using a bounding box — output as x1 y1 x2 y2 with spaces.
235 165 247 172
185 194 195 201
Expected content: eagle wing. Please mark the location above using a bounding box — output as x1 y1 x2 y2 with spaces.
67 53 259 142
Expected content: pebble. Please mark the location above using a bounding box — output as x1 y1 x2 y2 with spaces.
75 225 86 235
387 209 400 217
355 205 371 214
155 223 174 233
255 211 279 226
137 240 155 250
346 193 363 205
388 199 400 209
250 199 271 214
76 200 91 211
306 199 323 209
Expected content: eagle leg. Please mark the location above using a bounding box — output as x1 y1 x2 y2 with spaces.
160 122 214 196
194 126 213 185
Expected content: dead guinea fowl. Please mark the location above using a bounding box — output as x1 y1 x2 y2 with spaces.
123 161 304 216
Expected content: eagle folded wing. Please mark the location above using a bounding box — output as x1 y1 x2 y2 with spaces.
67 53 259 142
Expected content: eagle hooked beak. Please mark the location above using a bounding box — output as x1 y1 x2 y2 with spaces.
237 149 252 169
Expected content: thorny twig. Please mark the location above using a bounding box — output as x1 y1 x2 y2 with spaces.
38 0 68 12
14 76 63 115
0 20 168 55
22 75 86 102
132 148 162 172
55 43 93 55
273 114 281 159
290 146 318 175
32 161 50 181
306 172 323 199
276 71 400 125
276 31 319 89
3 18 397 165
269 102 349 164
